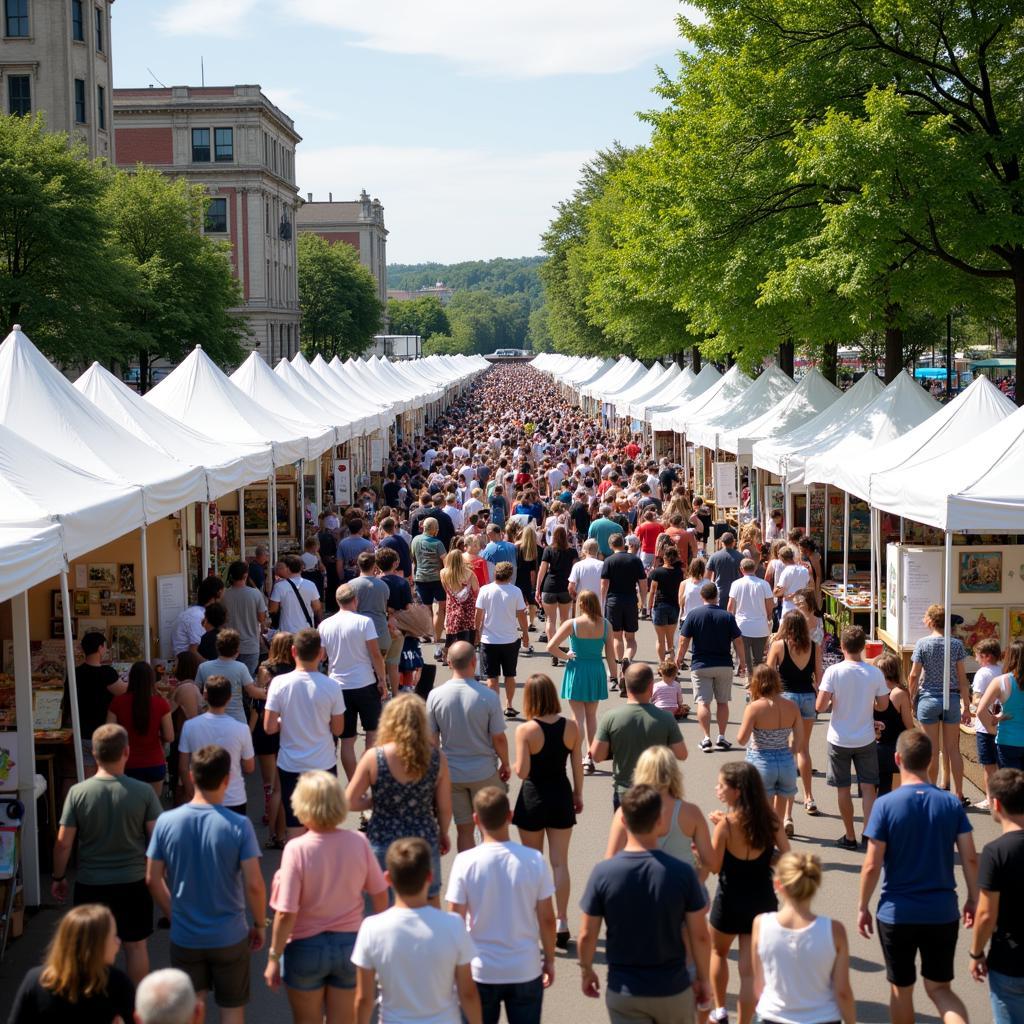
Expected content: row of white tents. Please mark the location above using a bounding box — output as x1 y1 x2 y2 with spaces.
0 324 487 903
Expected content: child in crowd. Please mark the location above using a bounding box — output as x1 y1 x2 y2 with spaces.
652 659 687 719
399 634 423 693
972 637 1003 809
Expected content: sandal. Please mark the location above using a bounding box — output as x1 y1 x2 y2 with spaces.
264 835 285 850
804 799 819 816
784 817 795 838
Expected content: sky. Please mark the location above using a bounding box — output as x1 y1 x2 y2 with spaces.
110 1 688 264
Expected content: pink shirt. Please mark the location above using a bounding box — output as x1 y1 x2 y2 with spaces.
652 680 681 712
270 828 387 939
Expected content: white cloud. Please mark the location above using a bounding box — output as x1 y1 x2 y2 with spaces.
292 0 685 77
156 0 260 36
297 145 594 262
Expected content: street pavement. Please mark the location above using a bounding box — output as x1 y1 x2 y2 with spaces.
0 617 998 1023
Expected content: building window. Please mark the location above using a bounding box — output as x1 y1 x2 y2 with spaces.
5 0 28 36
205 197 227 233
191 127 210 162
74 78 86 123
96 84 105 129
71 0 83 40
94 5 102 50
7 75 30 116
214 127 233 162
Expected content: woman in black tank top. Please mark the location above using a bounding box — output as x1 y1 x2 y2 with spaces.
873 653 915 795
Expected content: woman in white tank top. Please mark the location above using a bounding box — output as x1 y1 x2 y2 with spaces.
751 852 855 1024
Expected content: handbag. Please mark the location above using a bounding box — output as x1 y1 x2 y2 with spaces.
394 602 434 637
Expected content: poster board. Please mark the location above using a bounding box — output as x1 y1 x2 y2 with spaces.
887 546 944 647
157 574 186 662
369 436 385 473
333 458 352 506
714 463 738 507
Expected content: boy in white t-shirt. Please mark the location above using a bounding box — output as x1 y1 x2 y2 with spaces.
971 637 1003 809
353 837 480 1024
727 558 775 673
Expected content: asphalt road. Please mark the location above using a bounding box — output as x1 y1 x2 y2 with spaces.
0 618 998 1023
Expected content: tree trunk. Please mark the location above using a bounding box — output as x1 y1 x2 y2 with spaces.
884 324 903 382
691 345 702 373
726 352 735 368
1016 271 1024 407
138 349 150 394
821 340 838 384
778 338 795 378
673 349 687 369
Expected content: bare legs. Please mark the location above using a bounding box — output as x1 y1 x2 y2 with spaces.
889 980 968 1024
122 940 149 985
286 984 356 1024
569 700 599 749
785 719 816 821
654 624 675 661
519 827 573 930
340 731 377 783
837 782 876 841
710 929 755 1024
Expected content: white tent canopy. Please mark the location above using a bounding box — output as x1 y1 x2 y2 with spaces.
569 358 618 390
627 365 692 419
798 371 941 490
614 363 679 416
307 353 394 430
0 525 66 606
290 353 389 433
600 361 663 403
647 365 722 426
660 365 752 433
688 367 795 450
273 357 374 438
581 359 644 400
752 371 885 476
718 368 841 457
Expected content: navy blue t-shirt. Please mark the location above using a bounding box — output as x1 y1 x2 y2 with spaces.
864 782 971 925
680 605 741 669
580 849 706 996
379 534 412 578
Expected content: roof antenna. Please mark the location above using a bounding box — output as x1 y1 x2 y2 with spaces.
146 67 167 87
201 56 205 87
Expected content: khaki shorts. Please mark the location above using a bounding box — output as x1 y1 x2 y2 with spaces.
450 772 506 825
384 631 403 666
692 665 734 705
606 985 695 1024
171 937 250 1008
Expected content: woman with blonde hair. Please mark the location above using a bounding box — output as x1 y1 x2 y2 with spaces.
547 589 617 774
751 853 855 1024
512 673 583 949
256 631 295 849
440 547 479 659
265 771 389 1022
9 904 133 1023
346 693 452 904
516 523 540 637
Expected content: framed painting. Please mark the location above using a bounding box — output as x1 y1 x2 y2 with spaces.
51 589 64 618
953 606 1002 656
110 625 145 663
1008 608 1024 641
87 563 117 586
242 486 293 535
958 551 1002 594
118 563 136 594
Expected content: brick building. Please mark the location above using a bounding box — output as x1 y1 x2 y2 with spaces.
113 84 301 361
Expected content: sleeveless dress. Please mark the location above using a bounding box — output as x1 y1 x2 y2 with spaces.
512 718 576 831
367 747 440 851
875 694 906 795
779 641 816 695
710 823 778 935
560 620 609 702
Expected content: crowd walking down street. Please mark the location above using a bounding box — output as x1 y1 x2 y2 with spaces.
4 363 1023 1024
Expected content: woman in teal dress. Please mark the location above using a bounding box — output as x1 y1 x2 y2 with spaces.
547 589 617 775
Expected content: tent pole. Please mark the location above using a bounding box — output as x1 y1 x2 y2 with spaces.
12 592 39 906
823 485 830 575
299 458 306 541
201 503 211 580
943 531 953 711
783 481 790 534
269 473 278 568
316 456 322 523
842 490 850 594
239 488 246 558
140 526 151 663
869 508 876 639
60 570 84 782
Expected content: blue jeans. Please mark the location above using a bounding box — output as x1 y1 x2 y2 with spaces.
477 977 544 1024
746 747 798 798
917 692 961 725
280 930 357 991
989 969 1024 1024
996 743 1024 770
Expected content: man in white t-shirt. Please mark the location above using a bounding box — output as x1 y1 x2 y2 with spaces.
970 637 1003 809
773 545 810 615
475 562 530 718
727 558 775 670
444 494 465 533
447 787 555 1024
569 539 604 608
268 554 323 632
318 584 387 781
264 628 345 840
178 675 254 815
816 626 889 850
463 487 484 520
353 837 480 1024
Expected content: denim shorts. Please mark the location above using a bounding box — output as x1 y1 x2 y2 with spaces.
976 731 999 766
782 691 817 721
917 692 961 725
281 930 358 991
651 606 678 627
746 748 797 798
996 743 1024 770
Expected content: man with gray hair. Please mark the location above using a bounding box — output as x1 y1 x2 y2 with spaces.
587 504 624 558
135 968 203 1024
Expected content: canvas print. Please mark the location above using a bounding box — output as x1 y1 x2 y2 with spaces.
73 590 91 616
50 618 76 640
1008 608 1024 641
51 590 64 618
119 598 136 617
111 626 145 662
953 607 1003 656
88 563 117 586
119 563 136 593
959 551 1002 594
78 618 107 642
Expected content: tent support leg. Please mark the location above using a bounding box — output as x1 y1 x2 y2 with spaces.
239 488 246 558
943 531 953 711
61 570 84 782
869 508 876 639
140 526 151 664
12 592 39 906
269 474 278 568
823 485 830 576
842 491 850 594
201 503 210 580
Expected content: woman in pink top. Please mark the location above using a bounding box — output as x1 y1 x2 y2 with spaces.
265 770 389 1022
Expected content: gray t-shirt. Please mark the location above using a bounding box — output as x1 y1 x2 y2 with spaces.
195 658 253 725
426 678 505 783
707 548 744 606
349 575 391 646
221 585 267 656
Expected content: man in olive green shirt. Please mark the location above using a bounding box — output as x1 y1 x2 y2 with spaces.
591 663 687 809
52 723 163 983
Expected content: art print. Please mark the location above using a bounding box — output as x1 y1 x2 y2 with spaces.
959 551 1002 594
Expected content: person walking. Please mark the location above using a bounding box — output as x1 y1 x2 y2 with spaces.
515 524 541 636
264 770 389 1023
578 784 711 1024
51 723 162 985
253 632 294 849
512 673 583 950
705 532 744 609
969 637 1003 808
269 555 323 632
677 581 746 754
706 762 790 1024
772 546 809 617
590 663 687 810
347 693 453 905
71 630 127 776
815 626 889 850
135 968 203 1024
568 538 604 608
441 547 480 657
194 629 263 727
547 589 617 775
221 560 268 675
969 767 1024 1024
146 745 266 1024
447 787 557 1024
873 652 915 797
751 853 856 1024
600 531 648 687
977 638 1024 770
648 545 685 662
107 660 174 799
475 561 530 718
535 525 577 663
859 729 978 1024
727 558 774 672
411 516 449 661
427 640 511 852
587 503 624 558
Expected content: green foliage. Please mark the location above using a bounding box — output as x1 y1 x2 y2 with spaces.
386 295 449 339
299 233 384 360
527 303 553 353
388 257 545 303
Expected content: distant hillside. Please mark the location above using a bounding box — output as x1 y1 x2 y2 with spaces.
388 256 546 305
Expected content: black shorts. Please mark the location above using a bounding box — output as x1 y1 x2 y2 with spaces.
541 590 572 605
415 580 446 605
342 682 383 739
74 878 153 943
171 937 250 1008
279 764 337 828
605 596 639 633
482 640 521 679
877 919 959 987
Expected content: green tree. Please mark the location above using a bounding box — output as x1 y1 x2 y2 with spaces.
298 233 383 359
103 165 245 391
527 302 553 352
386 295 450 339
0 114 119 363
388 257 545 302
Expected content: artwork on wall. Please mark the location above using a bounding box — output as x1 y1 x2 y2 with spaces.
50 617 77 640
220 511 240 557
78 618 107 641
100 600 118 617
73 590 91 616
959 551 1003 594
119 563 136 593
51 590 64 618
242 486 293 535
1008 608 1024 641
110 625 145 662
87 563 117 586
953 607 1003 656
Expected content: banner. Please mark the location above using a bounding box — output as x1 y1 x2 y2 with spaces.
333 458 352 506
714 462 738 507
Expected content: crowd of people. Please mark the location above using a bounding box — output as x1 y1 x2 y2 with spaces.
10 363 1024 1024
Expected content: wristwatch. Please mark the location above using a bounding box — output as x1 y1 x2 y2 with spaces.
268 948 282 961
51 874 65 882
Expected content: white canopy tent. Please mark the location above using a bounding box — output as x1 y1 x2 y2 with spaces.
688 367 795 450
567 357 617 391
660 365 752 433
580 359 644 400
619 363 683 419
273 357 374 438
359 357 443 405
601 361 664 404
613 363 679 417
300 353 393 432
646 365 723 427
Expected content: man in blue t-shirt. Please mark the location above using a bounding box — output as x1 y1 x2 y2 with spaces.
677 581 745 753
481 523 518 584
587 505 624 558
579 784 709 1020
859 729 978 1024
147 744 264 1019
